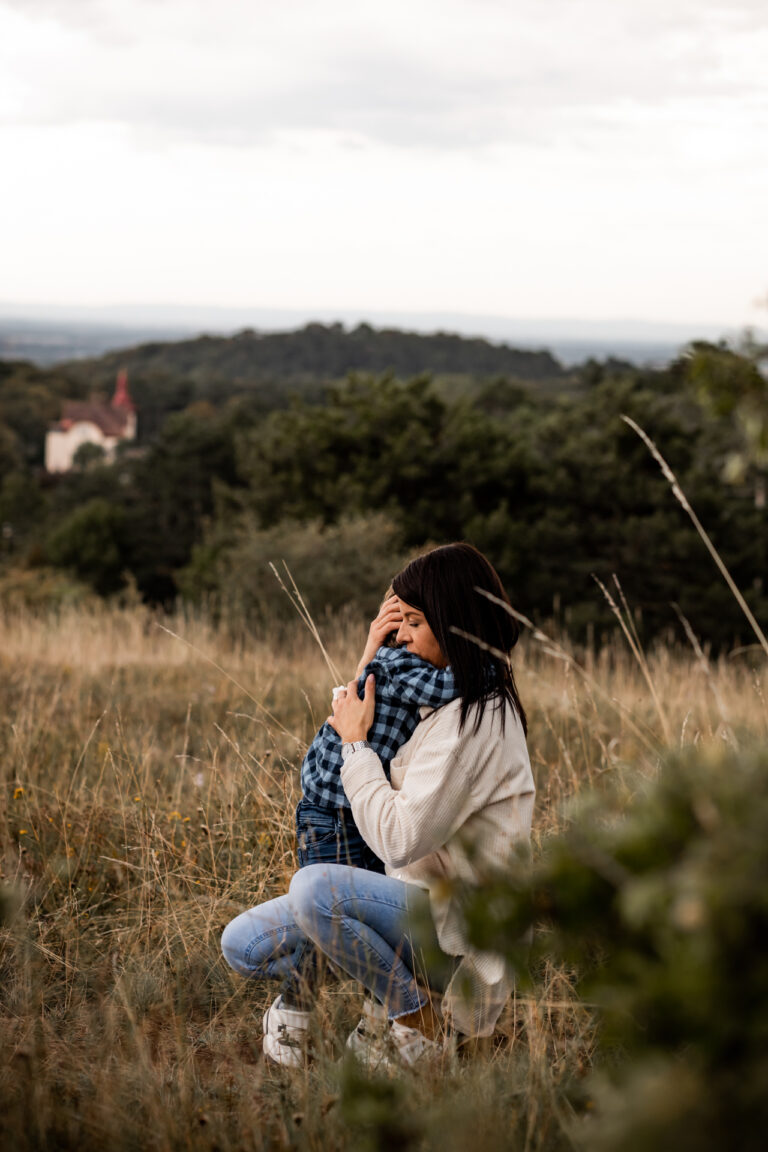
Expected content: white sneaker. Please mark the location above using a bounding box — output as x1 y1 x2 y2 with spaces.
346 999 391 1070
347 1006 445 1072
262 995 311 1068
360 998 389 1029
389 1019 443 1067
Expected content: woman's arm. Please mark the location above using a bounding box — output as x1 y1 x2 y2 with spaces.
339 705 532 869
340 714 474 867
328 673 533 868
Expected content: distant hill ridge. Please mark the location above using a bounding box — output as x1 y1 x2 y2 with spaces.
63 321 565 385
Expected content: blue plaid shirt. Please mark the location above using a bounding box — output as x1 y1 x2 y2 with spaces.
300 646 458 809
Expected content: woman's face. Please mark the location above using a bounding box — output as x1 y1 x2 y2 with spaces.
395 599 448 668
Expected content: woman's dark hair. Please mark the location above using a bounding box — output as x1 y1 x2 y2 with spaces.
392 542 527 735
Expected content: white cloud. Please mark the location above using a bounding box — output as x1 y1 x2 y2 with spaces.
0 0 766 324
1 0 766 150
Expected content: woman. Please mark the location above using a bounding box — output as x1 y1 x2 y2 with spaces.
221 543 535 1066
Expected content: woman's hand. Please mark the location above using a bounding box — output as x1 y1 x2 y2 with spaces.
356 596 403 675
328 674 376 743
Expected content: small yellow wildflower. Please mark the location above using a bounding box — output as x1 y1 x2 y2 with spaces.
133 796 141 802
183 816 190 823
167 811 182 821
13 787 24 800
19 829 28 836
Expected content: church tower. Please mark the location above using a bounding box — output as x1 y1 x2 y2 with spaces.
111 370 137 439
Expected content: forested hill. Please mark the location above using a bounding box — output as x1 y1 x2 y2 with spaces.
62 321 565 388
2 335 767 648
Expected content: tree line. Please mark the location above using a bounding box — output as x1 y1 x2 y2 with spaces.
1 329 766 649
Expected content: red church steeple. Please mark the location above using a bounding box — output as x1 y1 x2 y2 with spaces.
112 370 135 412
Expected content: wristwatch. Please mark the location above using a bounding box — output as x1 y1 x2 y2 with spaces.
341 740 371 761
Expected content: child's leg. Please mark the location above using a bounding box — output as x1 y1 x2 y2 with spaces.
336 807 386 874
296 798 341 867
296 798 385 872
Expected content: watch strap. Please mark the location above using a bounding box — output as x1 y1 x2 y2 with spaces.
341 739 371 760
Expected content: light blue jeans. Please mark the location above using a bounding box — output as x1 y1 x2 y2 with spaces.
220 863 455 1018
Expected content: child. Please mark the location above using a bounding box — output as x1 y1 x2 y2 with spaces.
296 641 457 872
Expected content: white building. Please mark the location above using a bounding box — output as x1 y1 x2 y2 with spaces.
45 372 137 473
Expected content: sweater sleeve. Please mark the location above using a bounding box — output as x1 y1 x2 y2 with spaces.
340 707 481 868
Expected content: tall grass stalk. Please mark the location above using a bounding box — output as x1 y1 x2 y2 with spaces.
591 574 673 746
269 560 344 683
622 413 768 659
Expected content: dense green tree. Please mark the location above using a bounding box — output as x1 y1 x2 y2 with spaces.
683 341 768 504
72 442 107 469
0 423 22 479
0 471 49 550
61 321 565 394
3 331 766 647
46 498 127 595
0 361 82 466
122 402 250 602
237 372 522 544
229 365 767 647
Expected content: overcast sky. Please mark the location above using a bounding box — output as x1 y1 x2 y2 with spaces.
1 0 766 329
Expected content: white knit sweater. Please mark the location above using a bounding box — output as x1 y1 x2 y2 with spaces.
340 695 535 1036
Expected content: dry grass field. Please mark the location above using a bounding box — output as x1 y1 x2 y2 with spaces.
0 601 764 1151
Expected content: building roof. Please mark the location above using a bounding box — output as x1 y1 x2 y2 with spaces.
54 401 130 438
49 372 137 438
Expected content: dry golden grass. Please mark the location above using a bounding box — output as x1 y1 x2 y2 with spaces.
0 602 765 1151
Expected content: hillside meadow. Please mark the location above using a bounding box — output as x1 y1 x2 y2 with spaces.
0 602 765 1151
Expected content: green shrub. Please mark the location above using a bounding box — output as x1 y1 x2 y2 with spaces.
46 498 127 595
0 565 94 611
72 442 107 469
180 511 412 629
462 747 768 1151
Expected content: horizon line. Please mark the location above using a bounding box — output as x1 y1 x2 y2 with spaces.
0 300 763 339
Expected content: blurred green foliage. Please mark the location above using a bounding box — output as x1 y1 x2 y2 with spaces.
0 564 94 610
461 747 768 1151
688 339 768 491
72 441 107 469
